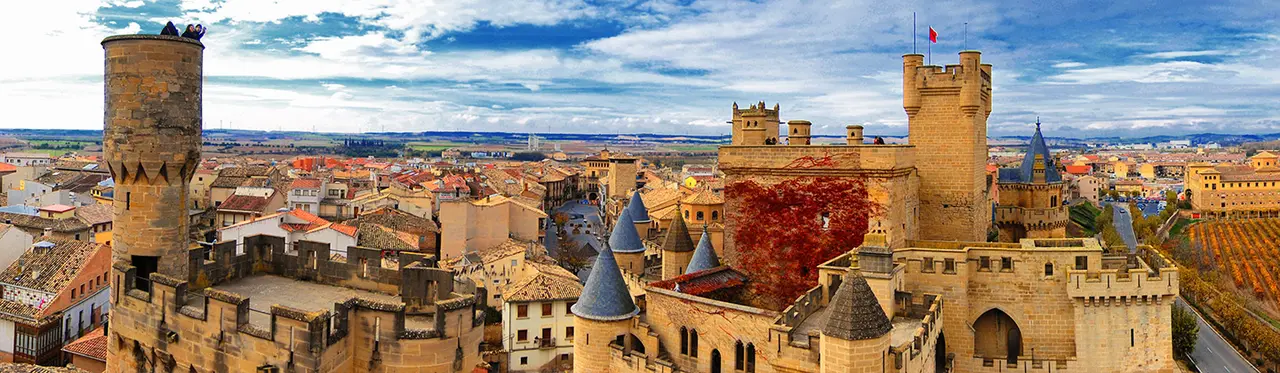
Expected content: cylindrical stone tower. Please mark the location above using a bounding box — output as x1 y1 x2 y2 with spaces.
102 34 203 283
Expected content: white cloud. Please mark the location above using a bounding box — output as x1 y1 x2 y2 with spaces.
1052 62 1086 68
1139 50 1229 59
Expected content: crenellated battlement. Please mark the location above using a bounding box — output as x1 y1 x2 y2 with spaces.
1065 266 1179 301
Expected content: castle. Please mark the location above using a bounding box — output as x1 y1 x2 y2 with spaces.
994 121 1068 242
102 35 483 372
573 52 1180 373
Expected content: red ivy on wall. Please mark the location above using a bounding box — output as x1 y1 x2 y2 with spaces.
726 176 880 310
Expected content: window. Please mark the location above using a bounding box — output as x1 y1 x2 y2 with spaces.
566 302 575 315
684 210 690 219
518 330 528 342
520 356 528 365
979 256 991 271
542 303 553 317
542 328 552 343
1001 257 1013 271
1075 256 1088 270
943 259 956 274
735 341 744 370
690 329 699 357
696 211 704 221
517 305 529 318
1044 263 1054 276
566 326 575 341
712 211 719 221
922 257 935 273
71 289 76 299
680 327 689 355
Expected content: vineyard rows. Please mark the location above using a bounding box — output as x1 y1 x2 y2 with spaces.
1188 219 1280 307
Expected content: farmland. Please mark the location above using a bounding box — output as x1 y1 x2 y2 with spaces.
1187 219 1280 313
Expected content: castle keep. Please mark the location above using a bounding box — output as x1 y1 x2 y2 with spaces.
103 35 483 373
574 52 1179 373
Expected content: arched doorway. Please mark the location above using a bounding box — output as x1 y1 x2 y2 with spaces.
973 309 1022 364
935 332 947 372
710 349 722 373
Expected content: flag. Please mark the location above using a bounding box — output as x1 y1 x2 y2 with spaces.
929 27 938 43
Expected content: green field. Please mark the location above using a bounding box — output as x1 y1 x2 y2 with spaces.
1069 202 1102 236
407 142 467 152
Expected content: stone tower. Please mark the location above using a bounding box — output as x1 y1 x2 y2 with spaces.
731 101 779 145
904 51 993 241
572 241 639 373
787 120 812 145
819 270 892 372
103 34 203 282
659 209 695 279
626 192 651 239
995 121 1067 241
609 207 646 275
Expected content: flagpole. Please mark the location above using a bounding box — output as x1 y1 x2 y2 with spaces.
913 12 917 54
964 22 968 50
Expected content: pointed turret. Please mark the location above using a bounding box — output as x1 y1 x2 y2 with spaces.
822 270 892 340
1017 119 1060 183
627 192 651 238
571 242 639 321
660 212 696 279
572 240 640 373
609 208 645 274
685 226 721 274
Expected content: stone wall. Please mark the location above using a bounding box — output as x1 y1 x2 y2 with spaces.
718 145 918 267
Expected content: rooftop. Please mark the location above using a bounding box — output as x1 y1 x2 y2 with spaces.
210 275 430 329
218 194 270 213
61 326 106 362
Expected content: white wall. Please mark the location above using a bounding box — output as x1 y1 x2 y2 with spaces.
62 288 109 340
0 318 13 354
0 228 34 273
502 299 576 372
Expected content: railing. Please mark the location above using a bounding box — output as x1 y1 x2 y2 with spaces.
535 337 556 349
994 206 1067 226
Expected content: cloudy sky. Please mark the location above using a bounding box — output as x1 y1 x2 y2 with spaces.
2 0 1279 137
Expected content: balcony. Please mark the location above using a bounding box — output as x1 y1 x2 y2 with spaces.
535 337 557 349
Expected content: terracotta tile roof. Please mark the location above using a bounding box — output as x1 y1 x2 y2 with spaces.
218 166 273 178
62 326 106 362
681 189 723 205
345 207 438 234
210 176 247 188
0 239 100 297
0 211 89 232
478 238 534 265
73 204 113 226
330 223 358 237
649 266 747 297
290 178 322 189
218 195 270 213
640 188 682 210
0 364 88 373
357 223 417 250
504 261 582 302
1064 164 1092 175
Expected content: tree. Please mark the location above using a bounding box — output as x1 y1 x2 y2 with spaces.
1172 304 1199 359
555 240 591 275
726 177 880 310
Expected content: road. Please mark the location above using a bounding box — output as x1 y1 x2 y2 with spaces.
1109 202 1138 253
1107 204 1257 372
1177 298 1259 373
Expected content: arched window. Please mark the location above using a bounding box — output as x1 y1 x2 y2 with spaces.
690 329 699 357
734 341 744 370
696 211 704 221
746 343 756 372
712 211 719 221
680 327 688 355
792 128 798 134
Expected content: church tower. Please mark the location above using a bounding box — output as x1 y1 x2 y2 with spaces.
904 51 993 241
102 33 204 371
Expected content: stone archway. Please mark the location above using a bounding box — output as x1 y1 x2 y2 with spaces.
710 349 722 373
973 308 1022 364
935 332 948 372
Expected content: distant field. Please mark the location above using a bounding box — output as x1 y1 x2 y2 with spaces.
665 144 721 152
20 148 75 156
263 139 335 147
407 142 467 152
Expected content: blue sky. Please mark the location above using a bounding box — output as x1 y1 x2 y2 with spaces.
2 0 1280 137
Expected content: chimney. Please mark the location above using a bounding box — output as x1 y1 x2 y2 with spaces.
42 228 52 238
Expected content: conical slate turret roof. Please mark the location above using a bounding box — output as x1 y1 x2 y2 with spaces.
822 270 892 341
660 213 695 253
627 192 651 223
685 226 720 274
609 208 645 254
998 120 1062 183
571 241 639 321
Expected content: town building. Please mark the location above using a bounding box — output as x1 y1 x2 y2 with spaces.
217 208 358 256
0 239 110 365
501 261 582 372
103 34 486 373
995 122 1068 242
0 154 53 168
572 51 1180 373
439 195 547 261
1069 174 1105 206
1186 151 1280 218
61 327 105 372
